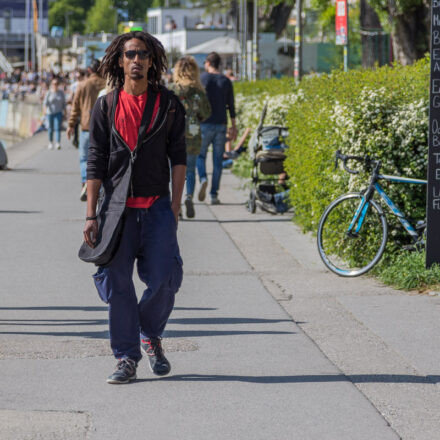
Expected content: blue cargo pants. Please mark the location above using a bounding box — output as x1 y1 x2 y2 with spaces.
93 196 183 362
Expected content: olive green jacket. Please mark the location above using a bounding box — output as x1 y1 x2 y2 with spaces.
169 83 211 155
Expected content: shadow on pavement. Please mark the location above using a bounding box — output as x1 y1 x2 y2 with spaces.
182 218 292 223
0 328 294 339
0 210 42 214
2 168 38 173
0 330 109 338
0 306 108 311
0 306 215 312
0 318 108 326
174 307 218 311
169 317 293 325
135 373 440 384
163 329 295 337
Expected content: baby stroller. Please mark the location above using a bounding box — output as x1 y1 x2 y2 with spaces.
246 103 290 214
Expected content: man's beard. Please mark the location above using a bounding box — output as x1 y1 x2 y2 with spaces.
130 72 144 80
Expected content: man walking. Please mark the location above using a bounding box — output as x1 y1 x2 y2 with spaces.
83 31 186 384
197 52 237 204
67 60 106 201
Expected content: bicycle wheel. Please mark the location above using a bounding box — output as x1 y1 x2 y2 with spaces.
317 193 387 277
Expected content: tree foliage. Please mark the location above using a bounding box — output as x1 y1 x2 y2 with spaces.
49 0 87 34
86 0 118 33
367 0 429 65
115 0 153 21
311 0 429 65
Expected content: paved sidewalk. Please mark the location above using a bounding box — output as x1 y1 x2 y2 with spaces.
0 135 438 439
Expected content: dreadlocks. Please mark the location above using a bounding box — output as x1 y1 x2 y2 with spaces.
99 31 167 91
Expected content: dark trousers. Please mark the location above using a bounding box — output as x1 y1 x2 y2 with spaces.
94 197 183 361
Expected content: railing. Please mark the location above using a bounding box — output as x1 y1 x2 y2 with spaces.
0 96 42 139
0 51 13 73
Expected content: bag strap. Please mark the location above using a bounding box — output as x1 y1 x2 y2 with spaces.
166 94 176 136
103 88 175 136
104 89 117 124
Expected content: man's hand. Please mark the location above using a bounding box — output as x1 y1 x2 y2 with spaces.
171 164 186 228
67 126 74 140
83 219 98 248
171 203 180 227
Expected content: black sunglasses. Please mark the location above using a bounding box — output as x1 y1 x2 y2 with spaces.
123 50 151 60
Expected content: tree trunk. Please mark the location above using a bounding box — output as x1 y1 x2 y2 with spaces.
388 1 430 65
57 47 63 73
269 2 293 37
360 0 383 68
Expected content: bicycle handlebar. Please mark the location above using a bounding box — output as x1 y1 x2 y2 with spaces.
334 150 380 174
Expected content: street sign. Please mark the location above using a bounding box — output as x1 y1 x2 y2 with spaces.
426 1 440 267
335 0 348 46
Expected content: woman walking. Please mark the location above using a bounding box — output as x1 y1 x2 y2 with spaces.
43 78 65 150
170 56 211 218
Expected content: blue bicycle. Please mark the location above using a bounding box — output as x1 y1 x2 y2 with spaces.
317 151 426 277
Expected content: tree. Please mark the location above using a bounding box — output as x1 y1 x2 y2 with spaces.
360 0 384 67
266 1 295 37
313 0 429 66
86 0 118 33
115 0 153 21
49 0 85 34
368 0 429 65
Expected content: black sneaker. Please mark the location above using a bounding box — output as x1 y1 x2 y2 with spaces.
198 179 208 202
185 197 195 218
80 183 87 202
141 337 171 376
106 358 137 384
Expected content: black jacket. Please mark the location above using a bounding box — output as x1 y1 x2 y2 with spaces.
87 85 186 198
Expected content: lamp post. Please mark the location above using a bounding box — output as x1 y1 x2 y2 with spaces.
335 0 349 71
25 0 30 71
165 16 176 67
293 0 302 83
65 11 73 38
252 0 258 81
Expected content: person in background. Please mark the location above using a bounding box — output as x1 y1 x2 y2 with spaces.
43 78 65 150
67 60 106 201
198 52 237 205
169 56 211 218
68 70 86 149
224 67 238 82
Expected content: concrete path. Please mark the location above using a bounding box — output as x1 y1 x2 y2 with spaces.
0 135 438 439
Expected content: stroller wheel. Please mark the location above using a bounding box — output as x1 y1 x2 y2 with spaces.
247 189 257 213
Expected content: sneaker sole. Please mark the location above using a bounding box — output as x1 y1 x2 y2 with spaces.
106 373 137 384
198 180 208 202
184 199 195 218
142 346 171 376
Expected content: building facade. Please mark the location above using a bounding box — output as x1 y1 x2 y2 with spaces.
0 0 49 63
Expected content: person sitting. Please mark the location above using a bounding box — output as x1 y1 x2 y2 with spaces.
222 128 250 168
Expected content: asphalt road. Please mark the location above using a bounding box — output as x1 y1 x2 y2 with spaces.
0 134 439 439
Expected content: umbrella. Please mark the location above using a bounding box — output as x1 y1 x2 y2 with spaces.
186 36 241 55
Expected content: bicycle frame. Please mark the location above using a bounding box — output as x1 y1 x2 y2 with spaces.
347 174 426 242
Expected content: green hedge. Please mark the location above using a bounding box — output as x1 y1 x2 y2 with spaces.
234 59 429 255
233 60 437 286
284 59 429 239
